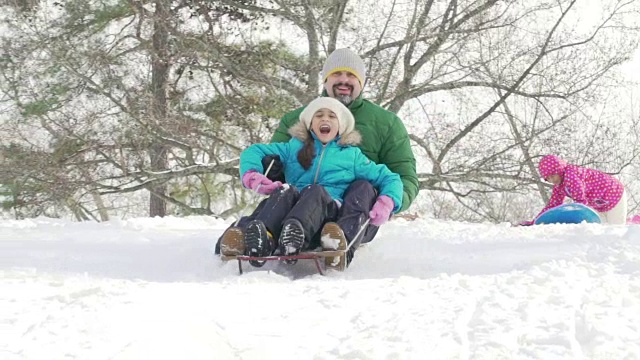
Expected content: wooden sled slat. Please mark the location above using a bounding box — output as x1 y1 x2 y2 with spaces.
221 249 344 261
221 250 346 275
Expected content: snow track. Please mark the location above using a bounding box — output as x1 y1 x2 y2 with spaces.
2 217 639 359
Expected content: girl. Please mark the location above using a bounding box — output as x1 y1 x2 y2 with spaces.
223 97 403 268
524 155 627 225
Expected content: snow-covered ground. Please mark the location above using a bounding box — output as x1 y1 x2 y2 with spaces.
2 216 640 359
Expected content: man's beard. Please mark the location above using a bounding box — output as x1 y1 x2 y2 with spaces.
332 83 354 106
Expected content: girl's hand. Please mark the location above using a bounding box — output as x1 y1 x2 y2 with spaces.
242 171 282 195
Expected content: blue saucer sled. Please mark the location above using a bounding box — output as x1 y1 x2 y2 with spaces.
534 203 601 225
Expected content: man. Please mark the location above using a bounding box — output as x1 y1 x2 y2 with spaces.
216 48 418 267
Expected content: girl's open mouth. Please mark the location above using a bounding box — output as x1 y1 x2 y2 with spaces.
319 124 331 134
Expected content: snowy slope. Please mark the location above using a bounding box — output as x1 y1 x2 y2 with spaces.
2 216 640 359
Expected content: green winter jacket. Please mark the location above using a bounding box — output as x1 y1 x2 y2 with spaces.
272 94 418 212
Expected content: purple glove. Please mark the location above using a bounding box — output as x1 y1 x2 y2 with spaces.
518 220 534 226
369 195 395 226
242 171 282 195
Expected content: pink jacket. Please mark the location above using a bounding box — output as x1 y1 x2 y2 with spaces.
535 155 624 219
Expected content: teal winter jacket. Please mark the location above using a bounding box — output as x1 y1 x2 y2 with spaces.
240 122 403 213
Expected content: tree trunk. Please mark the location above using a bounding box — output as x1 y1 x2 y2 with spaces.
149 0 170 217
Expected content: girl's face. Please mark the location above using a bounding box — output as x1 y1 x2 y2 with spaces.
546 174 562 185
310 108 340 144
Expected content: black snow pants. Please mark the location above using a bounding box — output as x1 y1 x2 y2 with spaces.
215 180 380 255
214 185 299 254
335 180 380 265
214 184 341 253
337 180 379 245
285 184 339 250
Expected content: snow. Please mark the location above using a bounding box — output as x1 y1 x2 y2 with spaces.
2 216 640 359
321 234 341 250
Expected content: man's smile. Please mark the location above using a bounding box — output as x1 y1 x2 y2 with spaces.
334 83 353 95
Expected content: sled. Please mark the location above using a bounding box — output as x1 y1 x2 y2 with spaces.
221 249 346 275
221 219 371 275
534 203 602 225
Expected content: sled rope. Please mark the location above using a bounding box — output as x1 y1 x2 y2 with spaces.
345 218 370 252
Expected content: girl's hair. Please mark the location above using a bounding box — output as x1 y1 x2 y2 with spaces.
297 134 315 170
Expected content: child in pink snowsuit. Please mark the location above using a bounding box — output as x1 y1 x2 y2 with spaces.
526 155 627 225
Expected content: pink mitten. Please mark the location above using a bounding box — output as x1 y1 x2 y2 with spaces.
242 171 282 195
369 195 395 226
628 215 640 224
518 220 534 226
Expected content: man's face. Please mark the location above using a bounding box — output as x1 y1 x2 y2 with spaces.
324 71 362 106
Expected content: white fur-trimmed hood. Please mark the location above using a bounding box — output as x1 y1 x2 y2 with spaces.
288 121 362 146
299 97 355 137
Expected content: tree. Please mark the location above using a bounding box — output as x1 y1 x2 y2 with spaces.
0 0 296 218
1 0 639 222
215 0 640 221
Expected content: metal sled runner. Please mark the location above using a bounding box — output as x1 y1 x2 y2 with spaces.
221 249 346 275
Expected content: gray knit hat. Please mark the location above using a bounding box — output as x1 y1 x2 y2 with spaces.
299 97 355 136
322 48 366 86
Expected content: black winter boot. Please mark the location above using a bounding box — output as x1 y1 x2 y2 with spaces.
279 218 305 264
244 220 274 267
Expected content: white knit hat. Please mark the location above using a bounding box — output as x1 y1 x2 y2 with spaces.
322 48 366 86
299 97 355 136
